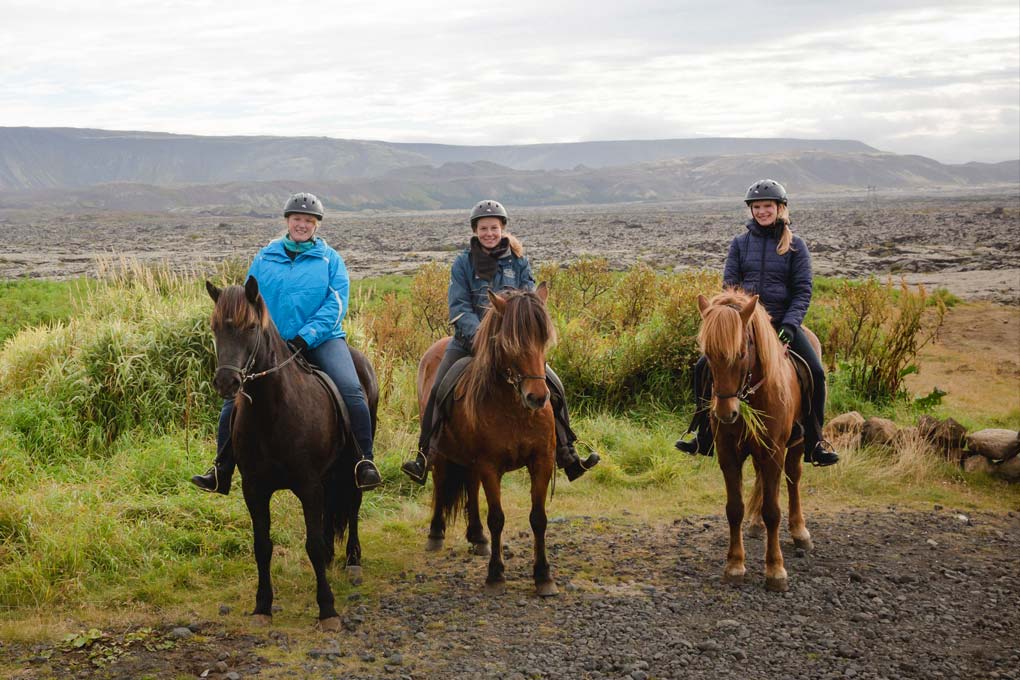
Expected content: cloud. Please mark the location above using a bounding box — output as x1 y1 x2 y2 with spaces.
0 0 1016 163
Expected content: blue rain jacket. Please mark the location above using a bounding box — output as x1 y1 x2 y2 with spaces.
247 238 349 348
723 220 813 328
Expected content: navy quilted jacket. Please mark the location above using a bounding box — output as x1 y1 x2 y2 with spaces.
722 220 813 328
448 247 536 350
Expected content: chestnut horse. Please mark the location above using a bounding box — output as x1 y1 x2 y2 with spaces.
697 289 817 592
207 277 377 629
417 284 559 596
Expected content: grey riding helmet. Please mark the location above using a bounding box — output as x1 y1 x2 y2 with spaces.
283 192 325 219
744 179 788 205
470 199 508 228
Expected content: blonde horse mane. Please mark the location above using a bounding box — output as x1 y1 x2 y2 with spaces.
698 287 791 406
461 288 556 425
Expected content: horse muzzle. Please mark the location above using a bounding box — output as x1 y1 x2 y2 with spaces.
714 400 740 425
522 391 550 411
213 369 241 399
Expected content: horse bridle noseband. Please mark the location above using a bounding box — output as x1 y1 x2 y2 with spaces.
504 366 547 403
215 326 302 402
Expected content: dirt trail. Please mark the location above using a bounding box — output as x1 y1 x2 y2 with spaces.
6 508 1018 679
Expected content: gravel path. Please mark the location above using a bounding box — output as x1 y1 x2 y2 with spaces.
8 507 1016 679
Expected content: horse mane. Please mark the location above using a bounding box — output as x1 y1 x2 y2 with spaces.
698 287 791 406
461 289 556 425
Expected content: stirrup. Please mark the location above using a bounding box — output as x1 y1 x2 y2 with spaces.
806 439 840 467
575 440 600 469
193 465 221 493
354 459 382 490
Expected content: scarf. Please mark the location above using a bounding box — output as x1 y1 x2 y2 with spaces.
283 235 317 255
470 236 510 282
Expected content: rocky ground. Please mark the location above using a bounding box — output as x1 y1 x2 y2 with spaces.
1 193 1017 303
5 507 1018 679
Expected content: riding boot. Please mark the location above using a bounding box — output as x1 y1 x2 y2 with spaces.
402 390 438 485
354 458 383 490
802 419 840 467
675 409 714 456
191 441 235 495
546 366 599 481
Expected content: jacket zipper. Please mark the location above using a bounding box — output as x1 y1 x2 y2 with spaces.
757 230 767 293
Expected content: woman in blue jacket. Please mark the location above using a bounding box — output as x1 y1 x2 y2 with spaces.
400 199 600 484
192 192 383 493
676 180 839 466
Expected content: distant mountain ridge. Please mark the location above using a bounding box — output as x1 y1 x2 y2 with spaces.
2 151 1015 214
0 126 880 191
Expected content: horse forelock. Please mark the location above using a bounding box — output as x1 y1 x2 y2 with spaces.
463 289 554 425
700 288 791 402
211 285 269 332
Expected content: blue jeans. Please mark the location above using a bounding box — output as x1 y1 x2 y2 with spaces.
217 337 374 465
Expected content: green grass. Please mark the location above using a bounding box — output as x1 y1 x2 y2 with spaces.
0 262 1016 643
0 278 87 344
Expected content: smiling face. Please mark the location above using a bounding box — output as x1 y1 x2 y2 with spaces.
287 213 319 242
474 216 504 250
749 200 779 227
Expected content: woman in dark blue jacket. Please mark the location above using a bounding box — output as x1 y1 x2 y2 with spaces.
676 180 839 466
191 192 383 493
400 200 600 484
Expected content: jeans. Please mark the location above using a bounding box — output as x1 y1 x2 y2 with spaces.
217 337 374 465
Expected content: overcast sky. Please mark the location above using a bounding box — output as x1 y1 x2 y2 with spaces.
1 0 1017 164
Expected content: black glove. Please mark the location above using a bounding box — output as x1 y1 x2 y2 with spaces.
778 324 797 345
287 336 308 354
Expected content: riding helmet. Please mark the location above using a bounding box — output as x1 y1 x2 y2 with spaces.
283 192 325 220
470 199 508 227
744 179 788 205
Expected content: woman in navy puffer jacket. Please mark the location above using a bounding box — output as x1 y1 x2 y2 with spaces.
676 180 839 466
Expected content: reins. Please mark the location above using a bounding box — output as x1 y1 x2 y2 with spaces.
216 328 304 403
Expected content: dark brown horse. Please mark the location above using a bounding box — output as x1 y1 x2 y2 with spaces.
697 289 815 592
206 277 377 629
417 284 559 596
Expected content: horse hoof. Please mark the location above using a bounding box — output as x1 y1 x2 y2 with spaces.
469 542 491 557
251 614 272 626
425 537 444 552
766 576 789 593
746 524 765 539
722 571 745 586
484 580 506 596
317 616 342 632
346 565 363 585
793 536 814 551
536 581 559 598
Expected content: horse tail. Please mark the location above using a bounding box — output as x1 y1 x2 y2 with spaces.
432 459 471 527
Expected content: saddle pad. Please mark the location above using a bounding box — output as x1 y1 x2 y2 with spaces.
435 356 473 420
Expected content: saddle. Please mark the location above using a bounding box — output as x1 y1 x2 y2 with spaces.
297 354 362 458
427 356 473 448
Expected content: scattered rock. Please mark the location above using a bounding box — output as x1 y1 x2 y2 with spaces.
218 605 231 616
169 627 193 640
824 411 865 439
862 417 899 448
994 455 1020 482
963 455 995 474
966 429 1020 461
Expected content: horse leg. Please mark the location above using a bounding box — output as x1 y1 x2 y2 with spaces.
345 487 364 585
529 458 558 597
243 484 274 624
296 485 341 629
466 469 489 556
480 468 506 594
322 473 338 568
760 449 788 592
746 472 766 539
786 440 812 551
426 462 446 552
719 449 746 585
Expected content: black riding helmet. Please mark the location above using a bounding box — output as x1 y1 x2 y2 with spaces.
470 199 508 228
744 179 788 205
284 192 325 220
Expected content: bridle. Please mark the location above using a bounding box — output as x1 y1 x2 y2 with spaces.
215 325 302 403
711 315 765 404
504 365 548 406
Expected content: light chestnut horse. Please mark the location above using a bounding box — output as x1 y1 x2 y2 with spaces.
416 284 559 596
697 289 817 592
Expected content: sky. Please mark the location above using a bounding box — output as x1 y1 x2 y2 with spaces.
1 0 1017 164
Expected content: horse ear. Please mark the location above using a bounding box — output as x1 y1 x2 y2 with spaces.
740 295 759 324
535 281 549 303
697 294 710 318
206 280 221 302
244 276 260 305
487 289 506 314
